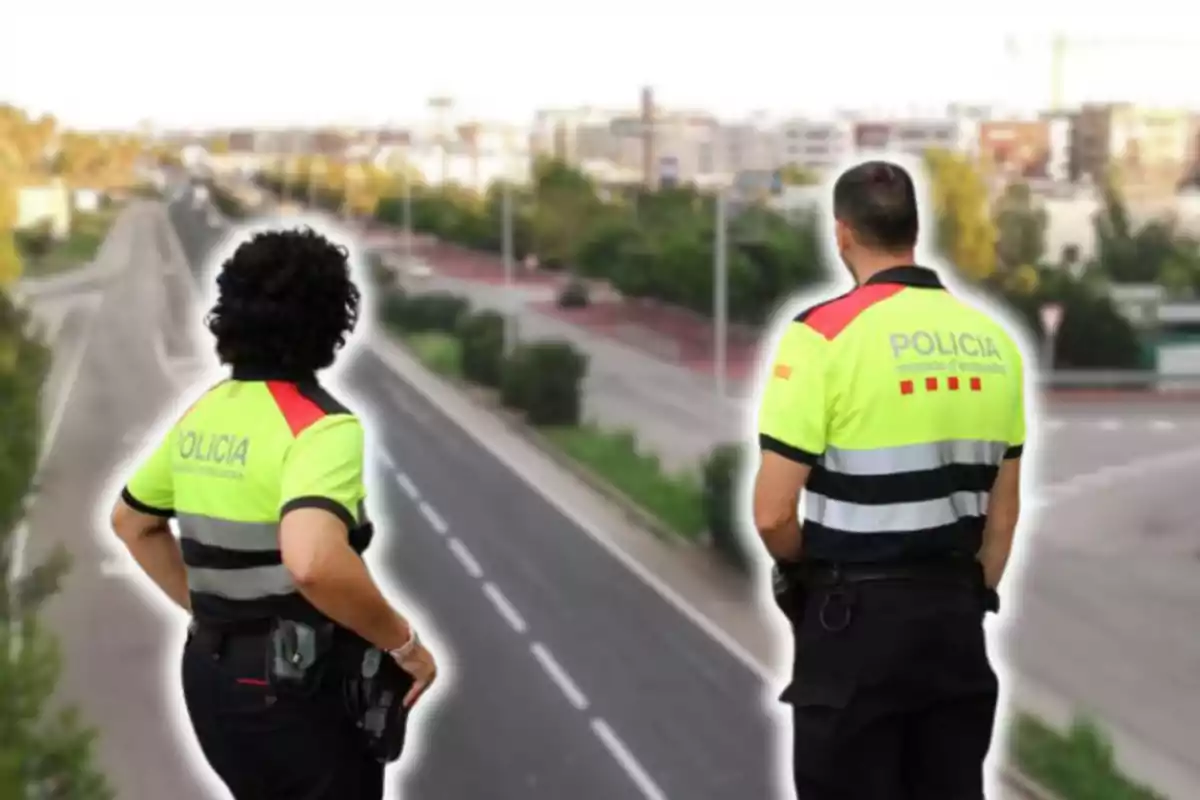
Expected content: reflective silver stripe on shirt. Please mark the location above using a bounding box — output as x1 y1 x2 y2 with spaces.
822 439 1008 476
187 565 296 600
177 513 279 552
805 491 989 534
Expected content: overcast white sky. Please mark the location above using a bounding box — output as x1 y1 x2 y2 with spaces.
4 1 1200 129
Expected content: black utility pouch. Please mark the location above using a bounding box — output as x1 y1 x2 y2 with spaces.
344 648 415 763
265 620 335 696
772 562 809 624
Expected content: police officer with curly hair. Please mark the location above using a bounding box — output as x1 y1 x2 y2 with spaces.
110 227 437 799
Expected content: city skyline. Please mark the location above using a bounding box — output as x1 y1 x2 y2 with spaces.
6 3 1200 129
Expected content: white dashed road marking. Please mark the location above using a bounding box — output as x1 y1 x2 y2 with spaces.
590 719 669 800
377 450 395 470
531 642 590 711
1098 419 1122 431
396 472 420 501
417 500 447 534
447 537 483 578
483 582 528 634
1150 419 1176 432
388 462 673 799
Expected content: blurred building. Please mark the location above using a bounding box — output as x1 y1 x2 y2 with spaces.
776 118 854 173
1068 103 1193 196
978 118 1071 182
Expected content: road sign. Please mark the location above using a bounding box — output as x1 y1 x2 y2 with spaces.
1040 302 1064 336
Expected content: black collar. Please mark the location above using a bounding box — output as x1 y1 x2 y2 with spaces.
864 265 944 289
230 364 317 382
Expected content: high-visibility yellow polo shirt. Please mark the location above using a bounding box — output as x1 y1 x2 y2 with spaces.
758 266 1026 563
121 368 374 624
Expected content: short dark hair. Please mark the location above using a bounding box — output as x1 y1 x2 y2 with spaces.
832 160 919 251
205 227 361 373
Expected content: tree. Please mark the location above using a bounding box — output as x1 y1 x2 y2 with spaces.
530 158 602 270
778 164 821 186
924 149 998 282
1 288 110 798
994 181 1047 271
0 234 23 288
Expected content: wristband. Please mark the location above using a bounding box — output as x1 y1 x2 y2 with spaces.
387 629 419 660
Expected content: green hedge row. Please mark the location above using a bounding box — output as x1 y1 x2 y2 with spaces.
375 283 754 570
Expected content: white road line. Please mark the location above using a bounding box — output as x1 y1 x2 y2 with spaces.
447 537 483 578
590 719 668 800
418 500 447 534
483 582 528 634
377 449 395 470
1045 418 1066 431
1097 419 1122 431
396 473 421 501
530 642 590 711
1150 419 1176 432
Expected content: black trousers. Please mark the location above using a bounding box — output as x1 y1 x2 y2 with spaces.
784 577 999 800
181 630 384 800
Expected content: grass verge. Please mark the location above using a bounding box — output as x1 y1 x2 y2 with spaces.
542 425 706 539
17 208 119 277
1009 714 1167 800
403 332 462 377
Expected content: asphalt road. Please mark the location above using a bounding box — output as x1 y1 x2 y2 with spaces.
22 188 1199 798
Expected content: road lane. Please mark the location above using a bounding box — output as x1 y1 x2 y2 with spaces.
349 354 780 800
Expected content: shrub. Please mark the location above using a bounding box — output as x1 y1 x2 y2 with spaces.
702 444 754 571
499 345 533 412
557 278 590 308
377 287 408 332
458 310 506 387
394 292 470 334
502 340 588 426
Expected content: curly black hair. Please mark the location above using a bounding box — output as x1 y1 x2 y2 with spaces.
205 227 361 373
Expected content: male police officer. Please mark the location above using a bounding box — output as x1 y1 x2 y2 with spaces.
110 228 437 799
753 161 1026 799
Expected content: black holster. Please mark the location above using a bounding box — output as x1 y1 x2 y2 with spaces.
265 619 336 697
342 648 415 763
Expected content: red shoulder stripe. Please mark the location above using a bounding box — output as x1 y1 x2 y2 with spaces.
266 381 327 436
803 283 905 340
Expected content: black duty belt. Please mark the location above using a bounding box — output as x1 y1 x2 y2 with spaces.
794 560 983 588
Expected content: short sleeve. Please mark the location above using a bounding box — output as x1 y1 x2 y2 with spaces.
757 322 830 465
122 431 176 517
279 415 366 530
1005 348 1026 460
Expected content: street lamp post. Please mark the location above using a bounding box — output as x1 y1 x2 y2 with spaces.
501 151 516 355
403 152 414 268
713 189 729 400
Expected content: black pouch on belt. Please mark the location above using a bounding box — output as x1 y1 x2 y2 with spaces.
343 648 415 763
772 562 809 624
265 619 336 697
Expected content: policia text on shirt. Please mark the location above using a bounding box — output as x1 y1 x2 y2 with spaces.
753 162 1025 800
109 228 438 800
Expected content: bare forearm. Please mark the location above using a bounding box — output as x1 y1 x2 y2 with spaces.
979 521 1017 588
124 532 191 611
759 519 803 562
295 546 411 651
